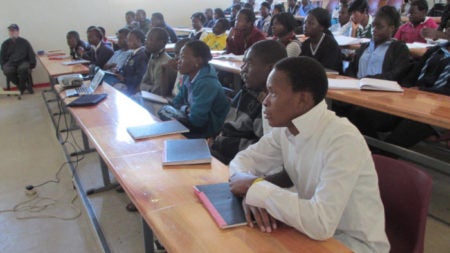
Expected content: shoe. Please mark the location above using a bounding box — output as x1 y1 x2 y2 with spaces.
126 202 137 212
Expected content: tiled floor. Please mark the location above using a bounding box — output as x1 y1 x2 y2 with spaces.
1 88 449 253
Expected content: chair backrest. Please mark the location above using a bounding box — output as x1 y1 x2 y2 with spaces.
372 155 433 253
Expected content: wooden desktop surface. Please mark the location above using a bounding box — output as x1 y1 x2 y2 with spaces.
62 83 351 253
38 53 89 77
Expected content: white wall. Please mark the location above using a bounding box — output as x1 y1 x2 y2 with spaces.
0 0 228 85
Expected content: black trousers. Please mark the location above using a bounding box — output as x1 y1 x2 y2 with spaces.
2 61 32 92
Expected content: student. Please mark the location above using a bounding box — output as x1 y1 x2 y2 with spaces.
113 29 148 99
287 0 300 15
211 40 287 164
136 9 152 35
301 8 342 73
348 0 373 38
163 40 230 138
345 5 410 80
228 56 390 253
214 8 226 21
297 0 315 16
394 0 438 43
229 4 242 28
124 11 139 30
140 28 172 96
271 13 301 57
151 12 178 43
0 24 36 94
437 0 450 32
98 26 113 49
204 8 215 28
103 28 132 84
82 27 114 69
189 12 208 40
225 0 244 15
162 38 191 98
330 3 352 36
272 3 285 15
202 18 229 50
255 2 272 35
226 8 266 55
66 30 91 60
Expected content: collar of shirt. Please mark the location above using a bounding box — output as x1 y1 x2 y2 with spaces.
94 41 102 51
358 15 373 30
133 46 145 55
150 48 166 59
284 100 327 140
368 39 391 52
193 28 205 36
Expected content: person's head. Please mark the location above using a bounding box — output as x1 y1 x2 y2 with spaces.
136 9 147 22
233 0 241 4
127 29 145 50
126 11 136 25
244 3 253 9
372 5 400 44
173 38 191 60
98 26 106 39
116 28 130 49
271 13 297 37
348 0 369 24
87 27 103 46
232 4 242 17
304 8 331 37
145 27 169 53
241 40 287 91
213 18 230 35
151 12 166 27
247 0 255 7
408 0 428 25
8 24 20 39
302 0 310 6
263 56 327 128
338 4 350 26
235 8 256 32
272 4 285 15
214 8 226 20
205 8 213 20
260 2 271 18
66 30 81 48
288 0 297 7
191 12 206 31
178 40 212 77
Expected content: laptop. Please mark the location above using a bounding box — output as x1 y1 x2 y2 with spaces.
67 93 108 107
65 69 105 97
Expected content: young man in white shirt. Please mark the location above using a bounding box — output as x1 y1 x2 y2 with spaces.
229 56 390 253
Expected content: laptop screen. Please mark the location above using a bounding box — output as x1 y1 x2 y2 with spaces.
90 69 105 90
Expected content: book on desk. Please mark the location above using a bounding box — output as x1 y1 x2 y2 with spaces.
328 78 404 92
127 120 189 140
162 138 211 165
194 182 247 229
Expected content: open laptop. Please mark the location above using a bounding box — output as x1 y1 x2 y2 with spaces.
65 69 105 97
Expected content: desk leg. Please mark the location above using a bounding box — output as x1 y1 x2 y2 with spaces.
86 154 119 195
143 219 155 253
70 130 96 156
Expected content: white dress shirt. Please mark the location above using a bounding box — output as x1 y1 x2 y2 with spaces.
230 100 390 253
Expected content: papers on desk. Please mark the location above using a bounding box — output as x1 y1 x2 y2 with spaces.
62 59 90 65
328 78 403 92
194 183 247 229
141 90 169 104
334 35 370 46
213 53 244 62
127 120 189 140
406 42 435 49
162 139 211 165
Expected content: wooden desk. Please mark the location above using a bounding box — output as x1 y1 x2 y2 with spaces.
38 53 89 77
63 83 351 253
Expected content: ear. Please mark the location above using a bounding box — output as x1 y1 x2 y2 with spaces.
294 91 314 112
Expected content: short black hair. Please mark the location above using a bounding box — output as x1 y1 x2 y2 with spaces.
88 27 103 39
215 18 230 30
271 13 297 33
274 57 328 105
411 0 429 11
136 9 146 16
184 40 212 66
191 12 207 24
308 8 331 29
148 27 169 45
214 8 226 18
126 11 135 18
261 1 271 10
117 28 131 36
232 4 242 11
348 0 369 13
67 30 80 40
152 12 165 22
375 5 400 29
174 38 192 55
273 4 285 13
129 29 146 44
98 26 106 36
248 40 287 65
237 8 256 23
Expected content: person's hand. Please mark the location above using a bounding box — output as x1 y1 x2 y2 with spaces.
77 46 85 57
242 197 277 233
229 172 258 197
116 74 124 82
421 28 437 40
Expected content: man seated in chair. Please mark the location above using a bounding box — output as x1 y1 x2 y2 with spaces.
210 40 287 165
229 56 390 253
0 24 36 94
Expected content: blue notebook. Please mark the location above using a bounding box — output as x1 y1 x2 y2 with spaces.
127 120 189 140
162 139 211 165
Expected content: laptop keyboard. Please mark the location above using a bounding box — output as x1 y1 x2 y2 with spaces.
76 86 91 94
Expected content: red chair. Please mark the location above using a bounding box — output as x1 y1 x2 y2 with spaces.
372 155 433 253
